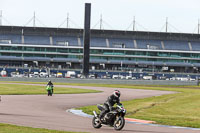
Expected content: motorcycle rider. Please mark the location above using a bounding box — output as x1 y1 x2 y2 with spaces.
99 90 121 122
46 80 54 96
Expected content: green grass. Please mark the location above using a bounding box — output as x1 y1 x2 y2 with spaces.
0 123 85 133
0 84 100 95
77 85 200 128
1 81 199 88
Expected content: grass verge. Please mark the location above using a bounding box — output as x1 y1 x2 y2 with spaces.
0 84 100 95
0 123 85 133
1 81 199 89
77 85 200 128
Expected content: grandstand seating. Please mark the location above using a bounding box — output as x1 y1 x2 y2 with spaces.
91 37 107 47
109 38 134 48
191 41 200 51
0 34 21 44
53 36 78 46
24 35 50 45
136 40 162 49
3 26 200 76
164 40 189 51
0 33 194 52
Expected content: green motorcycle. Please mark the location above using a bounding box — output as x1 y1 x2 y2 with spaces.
46 85 53 96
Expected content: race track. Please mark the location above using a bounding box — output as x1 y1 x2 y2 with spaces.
0 83 199 133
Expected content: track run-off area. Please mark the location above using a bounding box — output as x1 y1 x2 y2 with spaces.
0 82 199 133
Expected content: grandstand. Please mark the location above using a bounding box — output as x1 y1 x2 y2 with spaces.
0 25 200 76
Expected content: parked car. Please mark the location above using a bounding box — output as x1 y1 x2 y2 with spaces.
125 76 132 80
33 72 39 78
39 72 48 78
65 71 76 78
11 72 20 77
49 73 57 78
132 77 137 80
89 74 95 79
143 76 153 80
56 73 63 78
190 78 196 81
29 73 35 78
1 70 7 77
112 75 120 79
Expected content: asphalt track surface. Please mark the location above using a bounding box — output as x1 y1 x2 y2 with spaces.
0 83 199 133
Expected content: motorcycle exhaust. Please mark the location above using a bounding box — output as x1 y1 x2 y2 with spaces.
93 111 97 117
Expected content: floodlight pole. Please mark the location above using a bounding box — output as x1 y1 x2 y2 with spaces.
133 16 135 31
166 17 168 33
67 13 69 28
100 14 102 30
33 12 36 27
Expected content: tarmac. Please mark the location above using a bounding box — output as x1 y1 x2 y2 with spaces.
0 83 199 133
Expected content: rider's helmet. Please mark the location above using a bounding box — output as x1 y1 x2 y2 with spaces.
113 90 121 98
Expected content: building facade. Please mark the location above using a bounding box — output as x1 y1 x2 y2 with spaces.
1 26 200 73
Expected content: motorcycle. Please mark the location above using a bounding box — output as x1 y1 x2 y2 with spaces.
92 104 126 131
46 85 53 96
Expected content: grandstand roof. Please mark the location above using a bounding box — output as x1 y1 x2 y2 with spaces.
0 25 200 42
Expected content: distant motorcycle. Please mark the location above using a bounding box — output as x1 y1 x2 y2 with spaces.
46 85 53 96
92 104 126 131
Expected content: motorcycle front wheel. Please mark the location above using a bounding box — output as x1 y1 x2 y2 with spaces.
114 116 125 130
92 117 102 128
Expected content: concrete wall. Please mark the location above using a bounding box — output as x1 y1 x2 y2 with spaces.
0 77 198 86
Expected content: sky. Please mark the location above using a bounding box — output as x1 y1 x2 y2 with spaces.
0 0 200 33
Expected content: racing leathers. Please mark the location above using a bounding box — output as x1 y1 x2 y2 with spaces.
47 81 54 96
99 94 120 121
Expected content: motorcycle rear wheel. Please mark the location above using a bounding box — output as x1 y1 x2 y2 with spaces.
92 117 102 128
114 116 125 130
